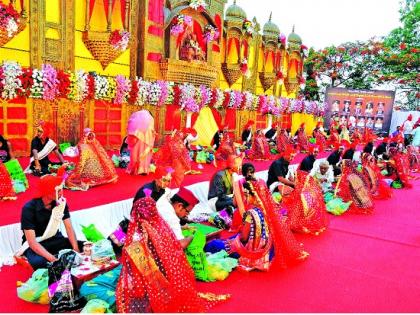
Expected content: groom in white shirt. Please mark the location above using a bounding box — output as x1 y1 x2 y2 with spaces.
156 186 199 249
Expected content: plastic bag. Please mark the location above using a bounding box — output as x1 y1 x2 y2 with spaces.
17 268 50 304
182 229 210 281
59 142 71 153
80 265 122 311
48 250 87 312
91 239 116 264
4 159 28 190
195 151 207 164
81 224 105 243
81 299 111 313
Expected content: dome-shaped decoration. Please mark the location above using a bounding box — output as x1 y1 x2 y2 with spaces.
288 25 302 51
225 0 247 23
262 12 280 43
169 0 190 10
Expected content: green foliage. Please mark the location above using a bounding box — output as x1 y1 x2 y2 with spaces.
301 0 419 110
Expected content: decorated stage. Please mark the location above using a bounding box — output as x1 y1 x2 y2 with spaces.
0 152 420 312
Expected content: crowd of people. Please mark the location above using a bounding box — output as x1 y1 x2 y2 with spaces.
1 111 419 312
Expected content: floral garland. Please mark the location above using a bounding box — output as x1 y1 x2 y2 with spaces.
114 75 131 105
203 24 219 43
30 68 44 99
0 61 326 117
179 83 199 112
170 15 193 36
109 30 131 52
189 0 207 11
243 19 255 36
42 64 59 101
0 2 21 38
0 61 22 99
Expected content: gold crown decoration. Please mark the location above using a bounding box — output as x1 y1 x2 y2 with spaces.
259 71 276 91
82 31 129 70
225 0 246 23
221 63 242 87
160 58 218 87
262 12 280 44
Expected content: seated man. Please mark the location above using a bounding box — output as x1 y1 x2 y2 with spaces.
27 122 65 176
266 147 296 193
17 172 82 269
310 161 335 193
133 166 174 204
327 142 345 176
264 122 278 145
156 186 200 249
208 154 242 213
299 145 319 173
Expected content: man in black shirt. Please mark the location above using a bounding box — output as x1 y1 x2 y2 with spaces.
133 166 174 204
265 122 278 145
241 120 254 149
299 145 319 173
211 125 229 151
267 148 296 191
20 174 82 270
30 123 65 176
327 143 345 176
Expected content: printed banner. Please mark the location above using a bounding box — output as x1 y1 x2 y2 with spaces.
324 87 395 134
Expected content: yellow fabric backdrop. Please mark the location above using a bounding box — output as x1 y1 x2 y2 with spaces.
192 107 219 147
291 113 322 136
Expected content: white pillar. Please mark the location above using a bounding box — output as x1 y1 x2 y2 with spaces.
186 112 192 128
267 114 273 129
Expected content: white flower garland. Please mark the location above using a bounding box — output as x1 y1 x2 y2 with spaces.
1 61 22 100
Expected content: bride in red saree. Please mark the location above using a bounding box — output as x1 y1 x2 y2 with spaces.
276 128 292 155
116 195 229 313
248 129 270 160
335 159 374 214
66 129 118 190
295 123 309 152
230 164 309 271
361 152 392 199
388 147 413 188
281 170 329 235
154 130 192 187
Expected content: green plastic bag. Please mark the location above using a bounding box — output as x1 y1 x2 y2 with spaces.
17 268 49 304
81 224 105 243
309 137 316 144
81 299 111 313
182 229 210 281
59 142 71 153
391 180 402 189
195 151 207 164
4 159 28 190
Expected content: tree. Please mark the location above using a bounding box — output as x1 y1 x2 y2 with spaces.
301 48 320 101
379 0 419 110
304 40 384 94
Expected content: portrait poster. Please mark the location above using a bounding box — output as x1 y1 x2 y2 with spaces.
324 87 395 134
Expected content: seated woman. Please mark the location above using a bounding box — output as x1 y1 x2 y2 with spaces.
361 152 392 199
248 129 270 160
276 128 293 155
313 124 327 152
388 147 413 188
66 128 118 190
154 130 192 187
295 123 309 152
0 134 14 163
116 194 228 313
281 170 329 235
214 131 236 166
334 159 374 214
26 122 65 176
206 163 309 272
